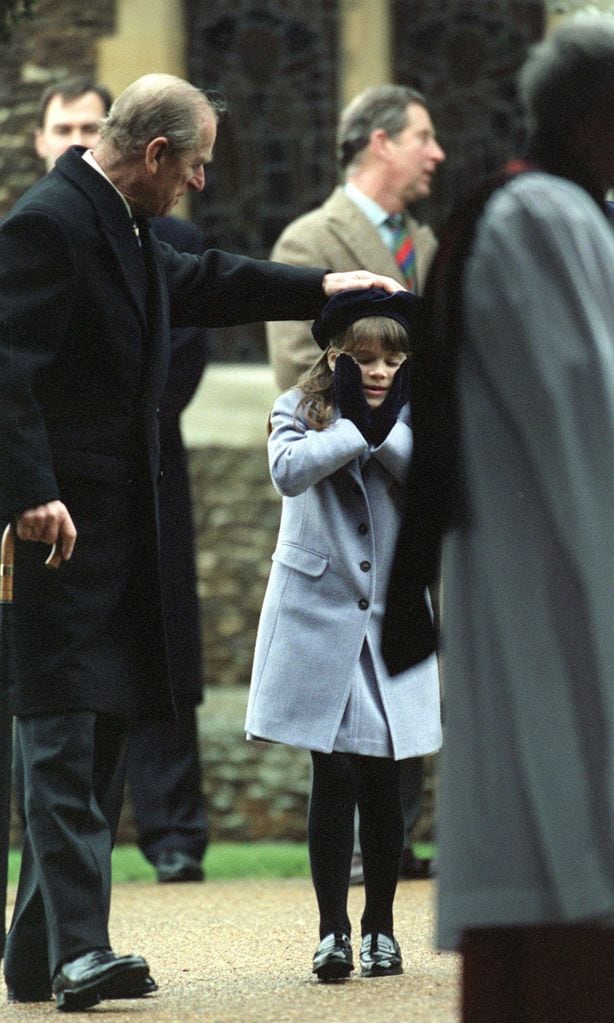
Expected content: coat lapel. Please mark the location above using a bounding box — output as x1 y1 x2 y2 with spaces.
137 219 171 404
54 148 149 327
323 188 405 285
323 187 438 294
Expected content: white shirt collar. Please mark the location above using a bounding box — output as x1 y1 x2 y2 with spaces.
344 181 390 229
81 149 133 219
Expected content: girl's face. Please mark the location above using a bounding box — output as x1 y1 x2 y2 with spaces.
327 339 407 409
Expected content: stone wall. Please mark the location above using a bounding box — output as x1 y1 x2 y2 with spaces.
118 688 439 846
189 446 280 689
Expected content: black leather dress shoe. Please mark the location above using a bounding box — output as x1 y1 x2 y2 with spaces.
312 933 354 982
106 972 158 998
156 850 204 883
52 949 151 1011
136 973 158 995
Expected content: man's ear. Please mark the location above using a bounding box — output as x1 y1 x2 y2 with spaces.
144 137 169 173
34 129 47 161
369 127 392 161
326 349 338 372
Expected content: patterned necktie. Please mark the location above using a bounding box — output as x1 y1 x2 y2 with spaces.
386 213 416 292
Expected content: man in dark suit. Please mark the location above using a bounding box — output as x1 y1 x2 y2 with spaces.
30 75 210 886
0 72 399 1011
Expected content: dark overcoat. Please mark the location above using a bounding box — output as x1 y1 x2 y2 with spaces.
0 147 326 719
150 215 210 705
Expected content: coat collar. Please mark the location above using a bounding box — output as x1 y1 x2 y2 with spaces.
322 187 437 292
322 187 403 285
54 147 150 326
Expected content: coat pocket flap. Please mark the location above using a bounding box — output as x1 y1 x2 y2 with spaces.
272 543 328 577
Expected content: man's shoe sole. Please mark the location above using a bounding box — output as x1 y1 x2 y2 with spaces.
315 960 353 982
55 963 150 1012
361 962 404 977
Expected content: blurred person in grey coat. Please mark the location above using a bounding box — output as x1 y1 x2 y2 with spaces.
266 83 445 882
246 288 441 983
384 15 614 1021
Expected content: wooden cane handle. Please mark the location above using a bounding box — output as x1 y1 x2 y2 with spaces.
1 523 15 600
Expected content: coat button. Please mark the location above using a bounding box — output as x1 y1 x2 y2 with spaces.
358 598 369 610
360 560 371 572
358 523 368 534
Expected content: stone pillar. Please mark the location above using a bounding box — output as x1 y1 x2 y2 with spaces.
338 0 392 105
97 0 188 212
97 0 186 92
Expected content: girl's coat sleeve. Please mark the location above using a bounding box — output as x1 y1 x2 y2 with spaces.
371 418 413 484
268 389 369 496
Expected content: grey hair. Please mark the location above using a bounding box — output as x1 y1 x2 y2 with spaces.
518 14 614 137
337 84 427 173
99 74 225 157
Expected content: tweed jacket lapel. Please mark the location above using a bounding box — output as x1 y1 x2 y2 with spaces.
323 187 438 293
324 187 403 283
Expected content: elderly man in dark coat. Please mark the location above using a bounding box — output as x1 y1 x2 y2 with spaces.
0 72 398 1011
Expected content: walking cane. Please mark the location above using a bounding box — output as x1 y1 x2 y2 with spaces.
0 524 15 958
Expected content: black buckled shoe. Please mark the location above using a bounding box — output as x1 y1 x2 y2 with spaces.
312 933 354 982
359 933 403 977
52 949 151 1011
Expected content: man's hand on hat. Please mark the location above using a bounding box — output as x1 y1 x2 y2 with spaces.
333 353 372 441
323 270 406 297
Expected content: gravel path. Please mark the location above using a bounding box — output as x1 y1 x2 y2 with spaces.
3 877 460 1021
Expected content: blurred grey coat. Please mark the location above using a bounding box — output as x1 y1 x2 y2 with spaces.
435 173 614 949
245 388 442 759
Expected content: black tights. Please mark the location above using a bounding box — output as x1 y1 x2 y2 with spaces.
308 751 404 940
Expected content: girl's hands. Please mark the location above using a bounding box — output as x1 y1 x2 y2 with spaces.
370 360 410 447
333 353 372 440
333 353 409 445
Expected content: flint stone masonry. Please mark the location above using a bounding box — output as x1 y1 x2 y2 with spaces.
118 688 438 846
190 444 279 690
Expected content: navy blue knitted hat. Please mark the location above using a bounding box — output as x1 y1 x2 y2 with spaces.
311 287 422 350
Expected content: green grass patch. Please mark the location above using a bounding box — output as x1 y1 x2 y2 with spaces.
7 841 435 885
7 842 312 885
111 841 312 883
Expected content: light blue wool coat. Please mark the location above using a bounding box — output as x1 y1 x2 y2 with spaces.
245 388 442 759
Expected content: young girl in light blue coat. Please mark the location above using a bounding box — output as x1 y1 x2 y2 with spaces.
245 288 441 982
